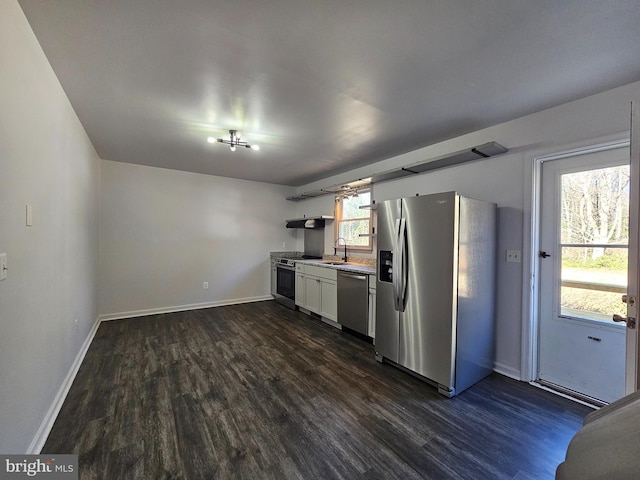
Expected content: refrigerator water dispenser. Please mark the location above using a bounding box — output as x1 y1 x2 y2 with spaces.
379 250 393 283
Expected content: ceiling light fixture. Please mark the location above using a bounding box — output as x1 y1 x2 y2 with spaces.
207 130 260 152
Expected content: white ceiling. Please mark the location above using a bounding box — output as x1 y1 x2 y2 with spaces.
18 0 640 186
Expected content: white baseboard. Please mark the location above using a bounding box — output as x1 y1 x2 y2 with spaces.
98 295 273 322
27 316 101 454
493 362 521 381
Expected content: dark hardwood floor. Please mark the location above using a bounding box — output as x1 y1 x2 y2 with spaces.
43 300 591 479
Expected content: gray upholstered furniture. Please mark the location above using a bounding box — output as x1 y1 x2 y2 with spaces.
556 389 640 479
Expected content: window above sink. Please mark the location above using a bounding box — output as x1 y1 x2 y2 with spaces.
335 189 373 252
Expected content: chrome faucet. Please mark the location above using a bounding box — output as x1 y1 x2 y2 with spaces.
335 237 348 263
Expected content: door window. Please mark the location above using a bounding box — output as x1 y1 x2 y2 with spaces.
559 165 629 322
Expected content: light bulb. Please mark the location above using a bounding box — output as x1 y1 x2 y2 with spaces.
251 144 260 151
230 145 236 152
207 137 216 143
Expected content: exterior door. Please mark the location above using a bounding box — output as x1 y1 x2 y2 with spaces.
538 144 630 404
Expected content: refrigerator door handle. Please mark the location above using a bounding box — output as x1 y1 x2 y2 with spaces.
398 218 407 312
393 218 401 311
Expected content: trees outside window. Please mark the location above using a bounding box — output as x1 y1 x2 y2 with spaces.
560 165 629 319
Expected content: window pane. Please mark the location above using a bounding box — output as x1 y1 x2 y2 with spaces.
339 219 369 247
560 246 627 322
558 164 629 323
341 191 371 220
560 165 629 245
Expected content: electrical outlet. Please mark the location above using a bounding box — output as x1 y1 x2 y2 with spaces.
506 250 521 263
203 282 209 289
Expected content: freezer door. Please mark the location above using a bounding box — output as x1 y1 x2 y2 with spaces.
399 192 458 388
375 199 402 362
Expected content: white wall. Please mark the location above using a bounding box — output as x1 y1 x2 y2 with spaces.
296 81 640 379
0 1 100 453
99 160 298 318
3 0 639 452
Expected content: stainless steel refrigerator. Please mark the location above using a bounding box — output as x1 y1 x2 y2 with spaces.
375 191 496 397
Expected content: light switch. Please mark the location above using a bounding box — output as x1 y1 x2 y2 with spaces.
0 253 7 280
26 204 33 226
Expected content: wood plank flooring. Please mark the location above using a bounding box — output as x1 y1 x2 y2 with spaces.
43 300 591 479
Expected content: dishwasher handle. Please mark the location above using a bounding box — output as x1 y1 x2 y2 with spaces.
339 273 367 281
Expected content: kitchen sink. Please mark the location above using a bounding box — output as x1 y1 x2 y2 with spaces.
310 260 375 274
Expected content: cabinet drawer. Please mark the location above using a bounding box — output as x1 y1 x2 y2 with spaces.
304 265 337 281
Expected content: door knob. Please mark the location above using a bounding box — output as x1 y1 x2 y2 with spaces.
613 314 637 329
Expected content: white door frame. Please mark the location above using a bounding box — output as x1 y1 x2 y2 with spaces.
627 102 640 392
521 133 631 384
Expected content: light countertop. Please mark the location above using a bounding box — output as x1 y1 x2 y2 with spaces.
295 259 376 275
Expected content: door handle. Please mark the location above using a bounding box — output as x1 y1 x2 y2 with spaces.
613 314 637 329
393 219 401 311
539 251 551 258
397 218 407 313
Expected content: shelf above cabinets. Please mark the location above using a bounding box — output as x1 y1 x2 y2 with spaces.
359 202 377 210
286 142 508 202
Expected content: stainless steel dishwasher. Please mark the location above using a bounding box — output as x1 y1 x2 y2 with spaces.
337 271 369 336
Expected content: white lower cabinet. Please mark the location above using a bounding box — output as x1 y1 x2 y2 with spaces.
300 265 337 321
320 279 337 320
304 275 321 312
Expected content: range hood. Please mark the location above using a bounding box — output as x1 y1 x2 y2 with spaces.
286 215 334 229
